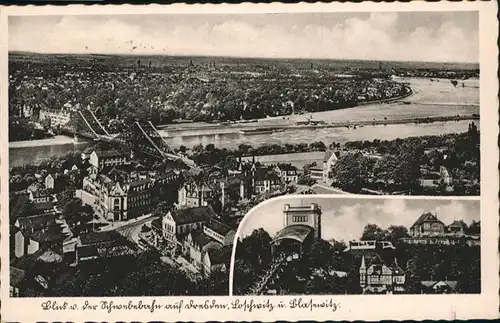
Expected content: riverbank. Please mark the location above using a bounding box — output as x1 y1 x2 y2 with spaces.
9 135 75 148
157 86 414 132
277 114 479 132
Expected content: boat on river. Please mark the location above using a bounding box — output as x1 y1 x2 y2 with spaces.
239 127 284 135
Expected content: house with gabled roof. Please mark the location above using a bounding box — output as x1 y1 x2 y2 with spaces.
203 217 236 246
238 159 282 199
202 244 232 276
359 254 405 294
161 206 215 245
15 213 57 232
448 220 467 235
177 181 213 208
409 212 445 237
14 223 66 258
27 182 51 203
274 163 299 184
185 231 223 270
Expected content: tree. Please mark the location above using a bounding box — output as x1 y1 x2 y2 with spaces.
232 258 255 295
241 228 273 271
10 195 34 222
393 142 423 193
360 224 387 241
386 225 409 242
332 152 370 193
61 197 93 229
297 173 316 186
405 253 422 294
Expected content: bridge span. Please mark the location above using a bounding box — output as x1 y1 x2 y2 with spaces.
59 108 191 164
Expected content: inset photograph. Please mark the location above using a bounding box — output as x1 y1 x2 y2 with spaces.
232 196 480 295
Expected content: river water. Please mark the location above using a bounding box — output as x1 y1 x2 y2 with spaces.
8 77 479 168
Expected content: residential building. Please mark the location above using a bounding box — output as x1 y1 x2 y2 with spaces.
322 150 339 181
309 167 324 181
308 150 339 182
274 164 299 184
13 222 66 258
178 181 213 208
74 230 136 264
161 206 215 245
14 213 57 231
203 217 236 246
239 160 281 199
185 231 221 269
409 212 445 237
39 108 71 128
359 254 405 294
202 245 232 276
448 220 467 235
81 166 178 221
89 150 128 171
27 183 51 203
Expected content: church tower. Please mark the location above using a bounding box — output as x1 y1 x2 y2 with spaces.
359 256 367 289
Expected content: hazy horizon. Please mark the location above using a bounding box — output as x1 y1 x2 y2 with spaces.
9 12 479 63
8 50 480 67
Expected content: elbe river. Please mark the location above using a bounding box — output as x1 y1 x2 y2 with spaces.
9 77 479 168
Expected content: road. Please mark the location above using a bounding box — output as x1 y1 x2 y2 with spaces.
113 215 157 243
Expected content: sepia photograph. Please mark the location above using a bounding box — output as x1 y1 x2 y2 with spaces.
1 2 498 322
7 10 481 298
232 195 480 296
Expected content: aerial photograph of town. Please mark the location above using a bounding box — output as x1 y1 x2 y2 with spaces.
7 11 479 297
232 196 480 295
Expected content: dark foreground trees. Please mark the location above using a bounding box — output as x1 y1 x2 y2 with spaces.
19 250 229 297
233 226 480 295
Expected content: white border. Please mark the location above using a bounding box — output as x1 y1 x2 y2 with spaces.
1 2 498 321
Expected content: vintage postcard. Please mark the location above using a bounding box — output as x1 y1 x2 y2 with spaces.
1 1 498 321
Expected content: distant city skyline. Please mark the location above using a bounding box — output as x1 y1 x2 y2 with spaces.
239 197 480 242
9 11 478 63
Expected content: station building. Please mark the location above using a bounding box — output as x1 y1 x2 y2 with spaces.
270 203 322 256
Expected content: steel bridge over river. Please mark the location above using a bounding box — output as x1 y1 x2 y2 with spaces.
65 109 193 165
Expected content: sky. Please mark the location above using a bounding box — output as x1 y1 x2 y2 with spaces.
238 197 480 242
9 11 478 62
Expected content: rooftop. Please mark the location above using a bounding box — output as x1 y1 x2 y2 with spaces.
79 230 122 246
205 218 233 236
93 150 125 158
170 206 216 225
191 231 215 249
272 224 314 244
206 245 232 266
16 213 57 230
411 212 444 228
